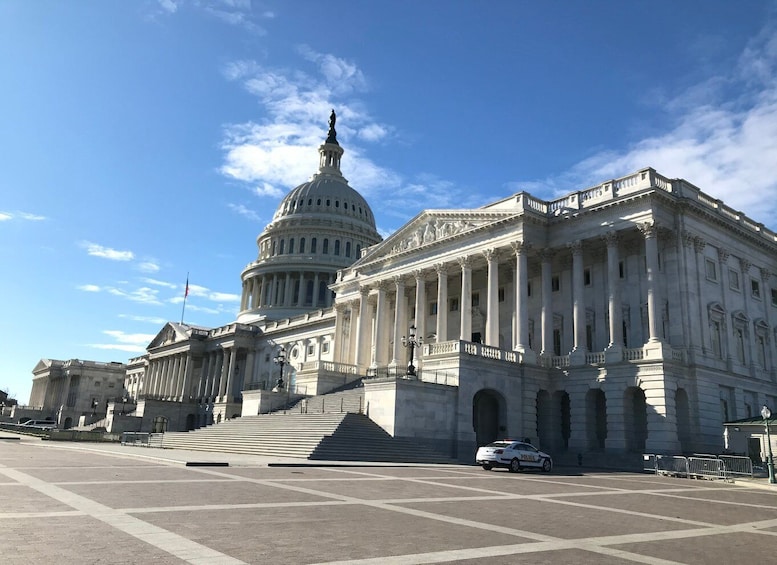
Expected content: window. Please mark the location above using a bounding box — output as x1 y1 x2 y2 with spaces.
551 276 560 292
279 240 285 254
498 287 505 302
322 341 330 353
527 282 532 297
586 324 593 351
345 241 351 257
710 320 722 358
311 238 317 253
323 238 329 254
584 268 592 286
751 279 761 299
772 288 777 307
619 261 625 279
734 328 746 364
300 238 306 253
450 298 459 312
289 238 295 254
272 241 277 256
430 301 438 315
307 345 315 356
472 292 480 308
553 329 562 356
705 259 717 281
334 240 340 256
729 269 740 291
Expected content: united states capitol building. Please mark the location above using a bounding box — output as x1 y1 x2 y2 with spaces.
28 112 777 461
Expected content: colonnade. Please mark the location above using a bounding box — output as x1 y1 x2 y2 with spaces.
335 225 663 370
240 271 336 312
142 344 256 404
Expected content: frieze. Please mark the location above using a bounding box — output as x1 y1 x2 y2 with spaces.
387 218 487 255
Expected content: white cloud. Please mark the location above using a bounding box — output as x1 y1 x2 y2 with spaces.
208 291 240 302
540 23 777 228
119 314 168 325
157 0 180 14
88 330 156 353
81 241 135 261
107 286 162 305
141 277 177 289
227 203 262 221
137 261 160 273
0 211 46 222
78 284 101 292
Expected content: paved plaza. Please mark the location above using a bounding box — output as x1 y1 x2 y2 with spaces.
2 434 777 564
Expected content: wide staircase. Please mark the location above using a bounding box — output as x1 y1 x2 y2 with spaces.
157 412 455 463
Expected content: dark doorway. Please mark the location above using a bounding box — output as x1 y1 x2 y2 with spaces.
473 390 502 447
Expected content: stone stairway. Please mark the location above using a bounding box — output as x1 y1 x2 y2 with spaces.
157 412 456 464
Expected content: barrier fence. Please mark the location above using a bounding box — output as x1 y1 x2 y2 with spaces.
644 453 753 481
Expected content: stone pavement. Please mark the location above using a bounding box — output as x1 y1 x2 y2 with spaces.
2 432 777 564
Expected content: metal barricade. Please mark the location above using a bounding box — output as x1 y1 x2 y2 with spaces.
718 455 754 479
688 457 725 480
643 454 657 473
121 432 150 446
656 455 689 477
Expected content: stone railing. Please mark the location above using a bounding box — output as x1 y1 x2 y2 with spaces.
425 340 522 364
299 360 359 374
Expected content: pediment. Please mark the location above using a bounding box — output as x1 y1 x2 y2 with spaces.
147 322 196 350
32 358 55 374
357 210 516 264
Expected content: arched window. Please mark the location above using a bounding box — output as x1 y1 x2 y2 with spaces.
323 238 329 254
289 238 295 254
279 239 285 254
356 244 361 257
311 238 317 253
345 241 351 257
272 241 277 256
300 238 306 253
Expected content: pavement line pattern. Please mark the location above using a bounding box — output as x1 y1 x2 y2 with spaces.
0 464 246 565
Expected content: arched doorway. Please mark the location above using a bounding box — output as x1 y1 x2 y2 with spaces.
624 387 647 452
586 389 607 450
63 417 73 429
554 390 571 451
473 389 504 447
536 390 552 450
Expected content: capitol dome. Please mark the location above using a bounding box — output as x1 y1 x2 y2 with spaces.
237 111 382 322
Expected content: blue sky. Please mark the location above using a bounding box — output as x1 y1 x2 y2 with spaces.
2 1 776 403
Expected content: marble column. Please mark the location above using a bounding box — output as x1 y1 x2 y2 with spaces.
354 287 370 369
334 303 346 364
540 249 553 356
484 249 499 347
459 257 472 341
391 276 406 366
639 222 662 343
512 242 530 353
414 270 427 349
312 273 320 308
604 232 623 349
435 264 448 342
570 240 586 353
372 283 388 367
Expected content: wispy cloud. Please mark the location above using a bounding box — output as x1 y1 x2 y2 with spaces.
118 314 168 325
77 284 101 292
141 277 177 289
154 0 270 34
137 261 160 273
0 211 46 222
227 202 263 221
524 22 777 228
81 241 135 261
88 330 156 353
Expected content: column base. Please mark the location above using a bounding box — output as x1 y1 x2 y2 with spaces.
604 344 623 363
569 348 587 366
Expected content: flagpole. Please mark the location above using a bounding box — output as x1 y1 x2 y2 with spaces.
180 273 189 324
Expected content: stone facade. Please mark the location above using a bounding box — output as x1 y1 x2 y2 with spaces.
68 115 777 462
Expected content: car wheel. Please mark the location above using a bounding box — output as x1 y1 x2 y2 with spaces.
482 464 492 471
541 458 552 473
509 458 521 473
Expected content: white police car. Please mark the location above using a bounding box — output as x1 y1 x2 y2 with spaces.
475 440 553 472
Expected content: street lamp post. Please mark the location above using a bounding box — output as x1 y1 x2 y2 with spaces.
401 325 423 377
761 405 776 484
273 346 290 411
